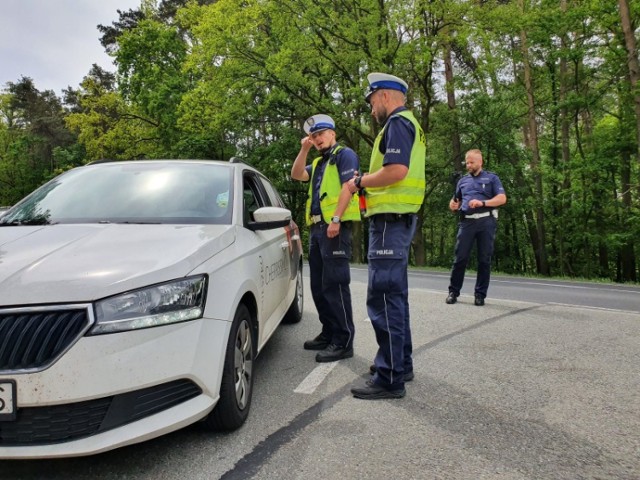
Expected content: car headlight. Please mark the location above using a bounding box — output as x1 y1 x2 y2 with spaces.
90 275 207 335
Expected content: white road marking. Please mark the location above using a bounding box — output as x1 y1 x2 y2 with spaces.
490 279 639 294
294 362 338 394
547 302 640 315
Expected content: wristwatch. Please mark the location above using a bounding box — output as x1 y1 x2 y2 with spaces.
331 216 341 224
482 201 486 208
354 176 362 190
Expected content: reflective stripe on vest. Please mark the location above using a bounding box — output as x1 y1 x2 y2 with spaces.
305 145 361 225
366 110 426 215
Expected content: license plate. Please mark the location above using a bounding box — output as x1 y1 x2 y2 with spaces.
0 380 17 421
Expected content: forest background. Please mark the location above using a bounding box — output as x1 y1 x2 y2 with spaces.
1 0 639 283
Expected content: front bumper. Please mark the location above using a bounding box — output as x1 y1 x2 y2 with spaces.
0 316 231 458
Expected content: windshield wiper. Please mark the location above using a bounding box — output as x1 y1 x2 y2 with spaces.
0 219 56 226
116 221 162 224
96 220 162 224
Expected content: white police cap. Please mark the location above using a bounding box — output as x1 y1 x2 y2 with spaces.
303 114 335 134
365 72 409 102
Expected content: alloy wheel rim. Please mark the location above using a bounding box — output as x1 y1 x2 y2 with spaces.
295 269 303 309
234 319 253 409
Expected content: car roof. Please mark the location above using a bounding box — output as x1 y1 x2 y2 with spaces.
84 159 260 174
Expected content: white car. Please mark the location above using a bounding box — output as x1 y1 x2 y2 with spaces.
0 159 304 458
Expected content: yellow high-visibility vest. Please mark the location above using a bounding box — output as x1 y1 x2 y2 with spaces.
366 110 426 215
305 146 361 225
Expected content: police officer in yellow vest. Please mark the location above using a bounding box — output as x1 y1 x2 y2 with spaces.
291 114 361 362
343 73 426 399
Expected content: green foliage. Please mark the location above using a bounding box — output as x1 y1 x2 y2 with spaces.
0 78 78 204
116 18 190 154
1 0 639 281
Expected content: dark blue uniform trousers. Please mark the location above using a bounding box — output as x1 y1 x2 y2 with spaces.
367 214 417 391
308 222 355 349
448 215 497 298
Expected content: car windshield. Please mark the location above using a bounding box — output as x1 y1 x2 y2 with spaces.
0 162 233 225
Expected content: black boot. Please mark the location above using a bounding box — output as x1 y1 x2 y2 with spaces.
303 333 331 350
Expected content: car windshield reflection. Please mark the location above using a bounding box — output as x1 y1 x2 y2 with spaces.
0 162 233 226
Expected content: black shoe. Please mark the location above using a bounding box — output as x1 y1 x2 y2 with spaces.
315 344 354 362
445 292 458 304
304 333 331 350
474 295 485 306
369 364 414 382
351 380 406 400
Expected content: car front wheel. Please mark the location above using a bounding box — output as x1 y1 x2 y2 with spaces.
204 303 254 431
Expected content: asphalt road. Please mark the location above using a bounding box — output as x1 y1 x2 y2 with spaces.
353 266 640 313
2 269 639 479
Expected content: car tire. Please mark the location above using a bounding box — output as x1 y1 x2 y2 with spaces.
283 263 303 324
204 303 255 431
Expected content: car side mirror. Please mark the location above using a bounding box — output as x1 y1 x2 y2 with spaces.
247 206 291 231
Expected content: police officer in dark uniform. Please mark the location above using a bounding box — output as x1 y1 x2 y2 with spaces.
291 114 361 362
446 149 507 306
344 73 426 399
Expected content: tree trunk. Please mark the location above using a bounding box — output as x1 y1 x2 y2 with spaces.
444 43 463 171
618 0 640 275
618 0 640 164
620 149 637 281
555 0 572 275
519 6 550 275
560 0 571 191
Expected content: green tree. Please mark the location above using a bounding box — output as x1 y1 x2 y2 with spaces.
7 0 634 282
0 78 77 204
65 67 162 160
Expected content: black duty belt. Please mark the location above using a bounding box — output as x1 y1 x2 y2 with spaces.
371 213 413 223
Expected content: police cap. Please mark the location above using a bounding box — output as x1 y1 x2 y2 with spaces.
365 72 409 103
303 114 335 134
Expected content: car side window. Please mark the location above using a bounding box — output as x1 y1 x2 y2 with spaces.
243 174 269 224
259 176 286 208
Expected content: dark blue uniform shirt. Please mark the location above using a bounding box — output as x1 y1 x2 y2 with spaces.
378 107 415 168
305 143 358 215
456 170 505 214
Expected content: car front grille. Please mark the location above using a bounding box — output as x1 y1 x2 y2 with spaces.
0 379 202 446
0 306 92 372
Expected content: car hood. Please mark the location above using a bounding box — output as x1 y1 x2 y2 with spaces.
0 224 235 305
